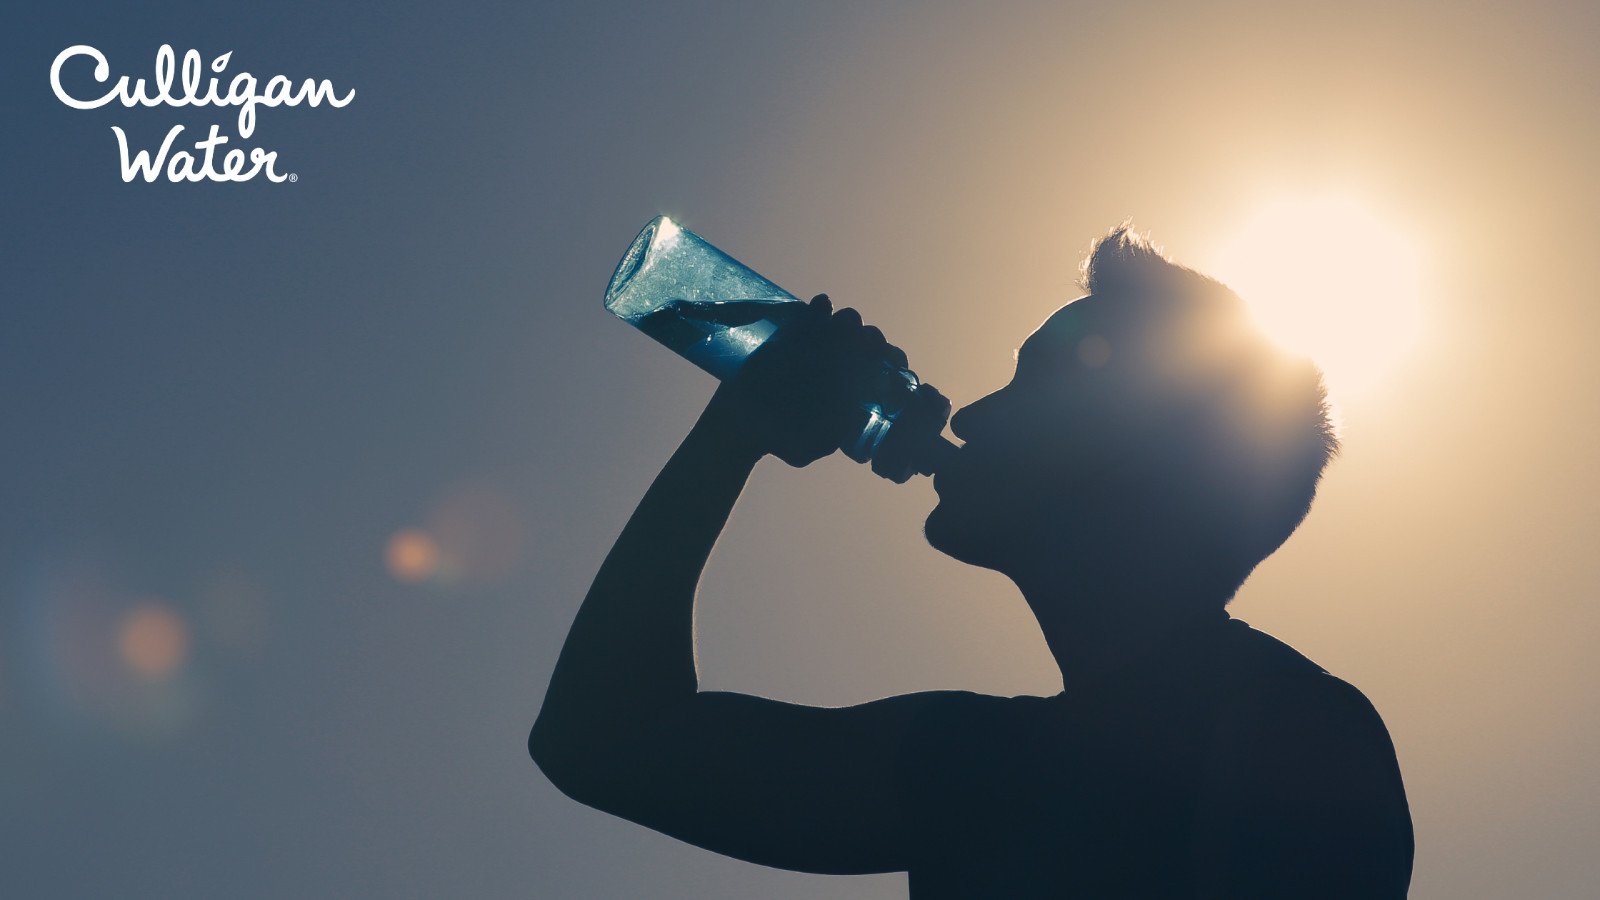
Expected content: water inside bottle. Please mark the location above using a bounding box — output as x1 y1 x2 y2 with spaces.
626 298 807 381
603 215 953 481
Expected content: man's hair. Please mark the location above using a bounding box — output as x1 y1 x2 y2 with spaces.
1078 224 1340 598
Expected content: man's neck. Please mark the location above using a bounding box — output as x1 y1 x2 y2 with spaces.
1011 564 1229 686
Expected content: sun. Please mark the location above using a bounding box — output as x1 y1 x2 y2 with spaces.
1206 195 1426 398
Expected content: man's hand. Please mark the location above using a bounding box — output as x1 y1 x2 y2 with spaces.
701 294 910 468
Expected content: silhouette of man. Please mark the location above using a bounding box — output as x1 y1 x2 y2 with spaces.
531 226 1414 897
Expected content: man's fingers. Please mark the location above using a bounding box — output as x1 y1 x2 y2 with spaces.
817 306 912 373
856 325 908 369
883 342 909 369
831 307 863 330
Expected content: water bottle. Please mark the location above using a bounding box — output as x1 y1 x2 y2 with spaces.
603 216 954 482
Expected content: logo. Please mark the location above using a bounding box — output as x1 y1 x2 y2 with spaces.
50 44 355 184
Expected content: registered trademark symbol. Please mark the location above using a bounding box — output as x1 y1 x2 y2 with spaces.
288 173 298 182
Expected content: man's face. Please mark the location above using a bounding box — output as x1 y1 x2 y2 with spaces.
925 296 1151 572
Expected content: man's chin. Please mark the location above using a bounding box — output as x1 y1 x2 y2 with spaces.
924 502 1000 570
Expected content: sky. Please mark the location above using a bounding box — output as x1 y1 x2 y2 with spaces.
3 1 1598 897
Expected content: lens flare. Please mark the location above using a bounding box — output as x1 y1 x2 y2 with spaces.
1207 195 1425 398
426 483 531 587
118 602 190 679
386 529 441 583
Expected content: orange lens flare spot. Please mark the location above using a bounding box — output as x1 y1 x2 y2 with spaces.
118 603 190 679
386 528 441 583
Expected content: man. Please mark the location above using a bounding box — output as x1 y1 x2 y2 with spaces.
530 226 1414 897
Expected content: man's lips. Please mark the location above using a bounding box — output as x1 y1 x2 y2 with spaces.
921 435 962 481
931 444 966 494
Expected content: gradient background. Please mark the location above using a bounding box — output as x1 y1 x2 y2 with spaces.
4 1 1596 897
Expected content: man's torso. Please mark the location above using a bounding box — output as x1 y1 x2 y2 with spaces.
898 615 1413 898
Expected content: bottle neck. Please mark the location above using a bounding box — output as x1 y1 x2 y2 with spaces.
858 378 951 483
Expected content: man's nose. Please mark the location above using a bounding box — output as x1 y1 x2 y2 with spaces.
949 391 1000 443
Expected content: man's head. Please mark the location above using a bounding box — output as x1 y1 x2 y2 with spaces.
925 225 1339 607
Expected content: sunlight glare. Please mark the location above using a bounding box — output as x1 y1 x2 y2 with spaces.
1208 195 1425 397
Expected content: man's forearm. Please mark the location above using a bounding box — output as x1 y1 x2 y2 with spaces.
532 404 762 757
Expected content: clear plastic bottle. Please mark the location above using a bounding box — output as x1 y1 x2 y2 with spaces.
604 216 954 482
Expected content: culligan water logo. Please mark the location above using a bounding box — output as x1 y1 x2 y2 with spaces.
50 44 355 183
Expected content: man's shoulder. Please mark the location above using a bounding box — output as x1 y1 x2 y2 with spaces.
1198 624 1401 786
899 621 1396 749
1203 626 1416 896
1199 620 1342 702
1212 618 1327 676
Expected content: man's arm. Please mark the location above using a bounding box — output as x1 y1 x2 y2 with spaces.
529 298 969 873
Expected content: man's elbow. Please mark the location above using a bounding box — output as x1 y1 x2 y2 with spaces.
528 710 637 811
529 712 588 799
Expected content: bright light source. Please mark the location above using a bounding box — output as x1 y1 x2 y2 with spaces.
1208 195 1425 397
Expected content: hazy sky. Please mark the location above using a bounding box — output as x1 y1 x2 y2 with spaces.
4 1 1597 897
